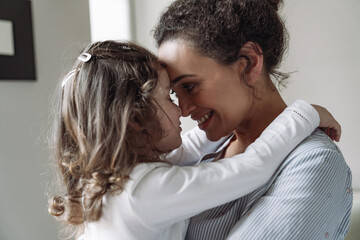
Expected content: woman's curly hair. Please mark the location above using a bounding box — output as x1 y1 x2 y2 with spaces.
154 0 289 87
48 41 165 238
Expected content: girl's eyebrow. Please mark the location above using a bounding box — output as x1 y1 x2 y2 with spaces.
159 61 167 68
171 74 196 86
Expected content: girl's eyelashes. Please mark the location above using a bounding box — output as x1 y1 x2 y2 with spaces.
170 89 178 98
168 92 175 103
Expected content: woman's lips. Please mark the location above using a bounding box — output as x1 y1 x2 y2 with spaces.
198 111 213 130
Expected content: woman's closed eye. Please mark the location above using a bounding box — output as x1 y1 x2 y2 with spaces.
182 83 194 92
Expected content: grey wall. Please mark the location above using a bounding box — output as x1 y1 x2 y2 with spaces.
279 0 360 190
1 1 357 239
133 0 360 190
0 0 91 239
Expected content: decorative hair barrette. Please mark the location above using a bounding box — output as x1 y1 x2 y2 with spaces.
121 45 131 50
61 52 92 88
78 52 92 62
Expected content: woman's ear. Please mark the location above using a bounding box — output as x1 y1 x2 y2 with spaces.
237 42 264 86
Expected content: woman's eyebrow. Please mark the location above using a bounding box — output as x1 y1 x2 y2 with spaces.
171 74 196 86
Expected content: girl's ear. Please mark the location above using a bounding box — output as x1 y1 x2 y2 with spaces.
237 42 264 86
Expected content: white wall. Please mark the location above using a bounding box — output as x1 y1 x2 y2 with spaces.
132 0 360 190
0 0 91 239
89 0 132 42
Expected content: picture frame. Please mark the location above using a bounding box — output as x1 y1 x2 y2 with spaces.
0 0 36 80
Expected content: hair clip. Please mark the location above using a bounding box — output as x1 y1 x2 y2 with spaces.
122 45 131 50
78 52 92 62
62 69 78 88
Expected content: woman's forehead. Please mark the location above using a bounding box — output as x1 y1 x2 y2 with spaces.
158 40 195 63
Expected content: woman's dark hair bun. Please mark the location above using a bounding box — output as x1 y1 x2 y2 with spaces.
267 0 282 11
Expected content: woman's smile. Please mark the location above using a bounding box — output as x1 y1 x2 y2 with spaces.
159 40 254 141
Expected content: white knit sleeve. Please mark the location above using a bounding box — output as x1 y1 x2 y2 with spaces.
130 100 319 230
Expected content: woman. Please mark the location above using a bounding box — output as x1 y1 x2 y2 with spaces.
154 0 352 239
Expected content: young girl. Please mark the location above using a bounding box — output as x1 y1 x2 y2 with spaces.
48 40 340 240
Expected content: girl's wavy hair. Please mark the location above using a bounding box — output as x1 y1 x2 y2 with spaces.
48 40 165 238
154 0 289 89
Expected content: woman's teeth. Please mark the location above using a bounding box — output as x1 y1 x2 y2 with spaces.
198 112 213 124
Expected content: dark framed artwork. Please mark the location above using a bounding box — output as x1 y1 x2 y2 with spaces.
0 0 36 80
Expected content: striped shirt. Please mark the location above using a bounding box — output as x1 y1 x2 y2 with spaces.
186 129 353 240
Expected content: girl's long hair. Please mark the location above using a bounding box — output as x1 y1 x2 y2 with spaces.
48 41 165 238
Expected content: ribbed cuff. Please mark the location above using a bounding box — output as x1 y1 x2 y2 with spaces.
286 99 320 130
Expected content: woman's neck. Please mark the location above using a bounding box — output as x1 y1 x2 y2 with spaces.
224 92 287 157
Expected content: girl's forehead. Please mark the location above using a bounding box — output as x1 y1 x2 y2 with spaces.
151 69 170 99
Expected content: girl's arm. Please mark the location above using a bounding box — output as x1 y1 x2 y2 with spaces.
166 127 229 166
129 100 319 230
167 104 341 166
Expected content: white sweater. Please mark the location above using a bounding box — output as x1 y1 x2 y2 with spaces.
82 100 319 240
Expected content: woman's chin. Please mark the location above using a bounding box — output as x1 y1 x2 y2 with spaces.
205 131 223 142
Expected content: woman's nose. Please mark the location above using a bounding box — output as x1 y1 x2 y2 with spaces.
177 105 182 117
178 96 196 117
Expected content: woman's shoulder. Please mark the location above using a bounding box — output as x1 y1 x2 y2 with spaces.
292 128 342 154
281 128 349 172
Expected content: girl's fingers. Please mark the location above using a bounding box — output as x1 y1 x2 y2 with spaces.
319 123 341 142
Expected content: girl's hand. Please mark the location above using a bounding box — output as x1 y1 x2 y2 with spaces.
312 104 341 142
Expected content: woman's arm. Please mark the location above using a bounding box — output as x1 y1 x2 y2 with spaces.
130 100 319 230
